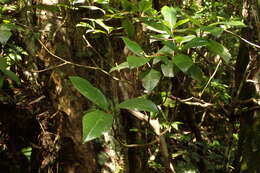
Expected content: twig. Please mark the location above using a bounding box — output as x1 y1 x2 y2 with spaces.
225 30 260 49
37 39 123 81
200 59 222 97
170 96 213 108
32 62 68 73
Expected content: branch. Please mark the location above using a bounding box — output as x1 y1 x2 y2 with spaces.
225 29 260 49
200 59 222 97
37 39 125 82
170 95 213 108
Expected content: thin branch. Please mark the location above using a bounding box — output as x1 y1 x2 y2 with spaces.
37 39 123 81
200 59 222 97
32 62 68 73
225 29 260 49
170 95 213 108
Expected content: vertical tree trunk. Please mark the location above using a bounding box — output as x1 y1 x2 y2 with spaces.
24 0 98 172
233 0 260 172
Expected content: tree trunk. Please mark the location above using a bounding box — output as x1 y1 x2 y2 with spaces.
22 0 98 172
233 0 260 172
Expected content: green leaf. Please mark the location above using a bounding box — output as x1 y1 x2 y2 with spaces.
122 20 135 38
69 76 109 111
122 37 144 56
127 56 149 68
82 110 113 143
153 56 168 65
118 97 158 113
110 61 129 72
174 18 189 28
206 40 231 63
161 63 174 77
200 26 224 37
187 65 203 81
21 147 32 161
0 25 12 45
94 19 114 34
141 69 161 92
0 59 20 84
173 54 193 73
161 6 177 29
183 37 209 50
144 22 169 34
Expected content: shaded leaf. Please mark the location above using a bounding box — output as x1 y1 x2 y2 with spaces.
122 19 135 38
0 59 20 84
82 110 113 143
141 69 161 92
118 97 158 113
122 37 144 56
187 65 204 81
0 25 12 45
161 62 174 77
173 54 193 73
206 40 231 63
69 76 109 111
127 56 149 68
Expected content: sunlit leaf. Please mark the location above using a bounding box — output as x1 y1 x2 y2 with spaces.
144 22 169 34
122 37 144 56
82 110 113 143
174 18 189 28
183 37 209 50
200 26 224 37
141 69 161 92
69 76 109 111
78 5 106 14
173 54 193 73
127 56 149 68
118 97 158 113
161 6 177 29
110 62 129 72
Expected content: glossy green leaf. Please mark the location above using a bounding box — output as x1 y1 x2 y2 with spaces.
122 37 144 56
200 26 224 37
161 6 177 29
94 19 114 34
153 56 168 65
141 69 161 92
118 97 158 113
69 76 109 111
127 56 149 68
173 54 193 73
206 40 231 63
187 65 204 81
144 22 169 34
174 18 189 28
110 62 129 72
183 37 209 50
82 110 113 143
161 63 174 77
